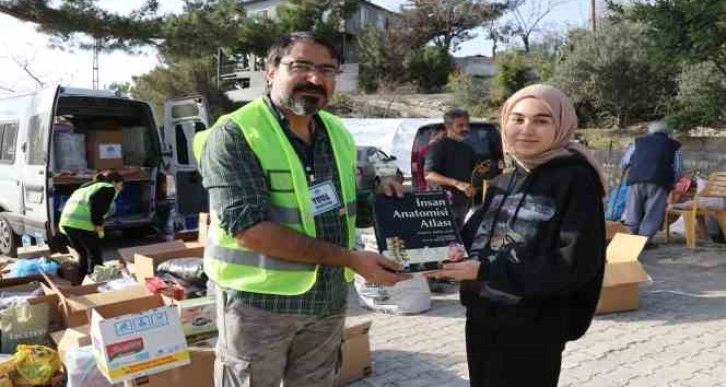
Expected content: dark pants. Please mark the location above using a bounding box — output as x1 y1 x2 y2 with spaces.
465 320 565 387
64 227 103 276
625 182 669 240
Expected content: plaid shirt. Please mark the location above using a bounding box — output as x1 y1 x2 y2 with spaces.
200 97 349 316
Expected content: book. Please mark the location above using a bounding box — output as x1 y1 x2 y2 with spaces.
372 191 467 272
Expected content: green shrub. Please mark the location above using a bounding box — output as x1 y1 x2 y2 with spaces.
403 46 453 93
491 52 531 103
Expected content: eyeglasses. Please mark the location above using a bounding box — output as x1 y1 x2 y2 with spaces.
280 60 341 78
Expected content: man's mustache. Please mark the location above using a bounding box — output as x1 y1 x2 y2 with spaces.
293 83 326 96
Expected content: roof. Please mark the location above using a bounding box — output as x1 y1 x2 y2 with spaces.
241 0 398 14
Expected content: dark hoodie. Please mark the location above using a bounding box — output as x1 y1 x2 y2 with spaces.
460 155 606 342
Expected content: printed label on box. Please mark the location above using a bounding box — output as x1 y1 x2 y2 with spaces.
99 144 122 159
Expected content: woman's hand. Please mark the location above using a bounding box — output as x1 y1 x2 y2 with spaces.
423 260 480 282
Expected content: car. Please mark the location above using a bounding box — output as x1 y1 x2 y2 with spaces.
356 146 404 192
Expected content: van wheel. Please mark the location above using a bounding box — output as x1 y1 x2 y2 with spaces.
0 215 19 257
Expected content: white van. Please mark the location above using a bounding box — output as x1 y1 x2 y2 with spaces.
0 85 209 257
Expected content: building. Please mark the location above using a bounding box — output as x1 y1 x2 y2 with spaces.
219 0 398 102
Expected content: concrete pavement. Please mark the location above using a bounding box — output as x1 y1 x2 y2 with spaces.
346 238 726 387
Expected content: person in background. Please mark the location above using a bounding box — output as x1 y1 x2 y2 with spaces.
424 109 483 229
194 32 408 387
426 84 606 387
59 170 124 278
621 121 684 246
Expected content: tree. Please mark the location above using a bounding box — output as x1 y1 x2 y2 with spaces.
0 0 163 52
551 21 676 128
403 46 453 93
399 0 508 52
491 52 531 102
108 82 132 96
275 0 358 52
666 62 726 131
505 0 563 52
161 0 246 61
131 56 237 123
357 26 407 92
622 0 726 78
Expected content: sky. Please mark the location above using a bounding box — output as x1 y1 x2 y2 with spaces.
0 0 596 94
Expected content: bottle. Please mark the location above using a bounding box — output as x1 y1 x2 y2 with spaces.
21 234 32 248
34 231 45 247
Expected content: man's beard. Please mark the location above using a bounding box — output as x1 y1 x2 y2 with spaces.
283 94 325 116
281 83 328 116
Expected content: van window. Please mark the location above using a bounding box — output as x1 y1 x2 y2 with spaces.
27 115 47 165
175 124 190 165
0 122 18 163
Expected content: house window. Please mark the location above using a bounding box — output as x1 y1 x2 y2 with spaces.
257 9 269 18
0 122 18 163
360 7 368 26
238 78 251 89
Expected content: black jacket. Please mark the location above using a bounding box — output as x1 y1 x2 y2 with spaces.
460 155 606 342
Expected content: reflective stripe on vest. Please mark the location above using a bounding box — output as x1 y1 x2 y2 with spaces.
59 182 116 233
194 98 358 295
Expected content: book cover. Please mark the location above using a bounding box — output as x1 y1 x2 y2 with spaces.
373 191 467 272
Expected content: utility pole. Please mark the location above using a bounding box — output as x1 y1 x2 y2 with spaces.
92 38 100 89
590 0 597 32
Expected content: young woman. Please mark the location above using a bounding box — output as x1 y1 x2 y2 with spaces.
59 170 124 278
427 84 607 387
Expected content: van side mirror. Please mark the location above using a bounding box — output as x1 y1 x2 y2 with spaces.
387 155 397 161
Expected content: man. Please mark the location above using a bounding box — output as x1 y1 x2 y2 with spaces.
424 108 484 228
621 121 684 245
194 32 408 387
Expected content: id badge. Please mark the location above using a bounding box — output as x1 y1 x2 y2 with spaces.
309 180 341 217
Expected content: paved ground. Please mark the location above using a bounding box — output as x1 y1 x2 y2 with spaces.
346 235 726 387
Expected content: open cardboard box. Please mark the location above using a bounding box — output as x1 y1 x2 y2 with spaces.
117 240 188 263
337 320 373 386
50 295 166 362
606 221 630 241
40 272 154 327
596 233 651 314
91 299 189 383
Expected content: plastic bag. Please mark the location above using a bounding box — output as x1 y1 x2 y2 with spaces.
8 258 59 279
157 257 207 288
354 274 431 315
1 302 50 353
11 345 60 386
65 346 116 387
88 265 123 283
97 278 140 293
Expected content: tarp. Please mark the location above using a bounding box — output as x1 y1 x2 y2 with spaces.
342 118 440 177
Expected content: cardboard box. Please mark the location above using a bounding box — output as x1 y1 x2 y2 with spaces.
606 221 630 241
87 131 124 170
117 241 187 263
174 296 216 338
133 245 205 283
337 321 372 386
91 304 190 383
0 275 67 334
124 346 215 387
41 273 155 327
596 233 650 314
50 324 92 361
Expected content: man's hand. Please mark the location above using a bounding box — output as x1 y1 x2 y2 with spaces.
454 181 475 198
423 260 480 282
94 226 105 238
376 176 405 198
348 250 410 286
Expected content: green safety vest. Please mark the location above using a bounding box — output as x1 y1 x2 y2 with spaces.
59 182 117 236
193 98 357 295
